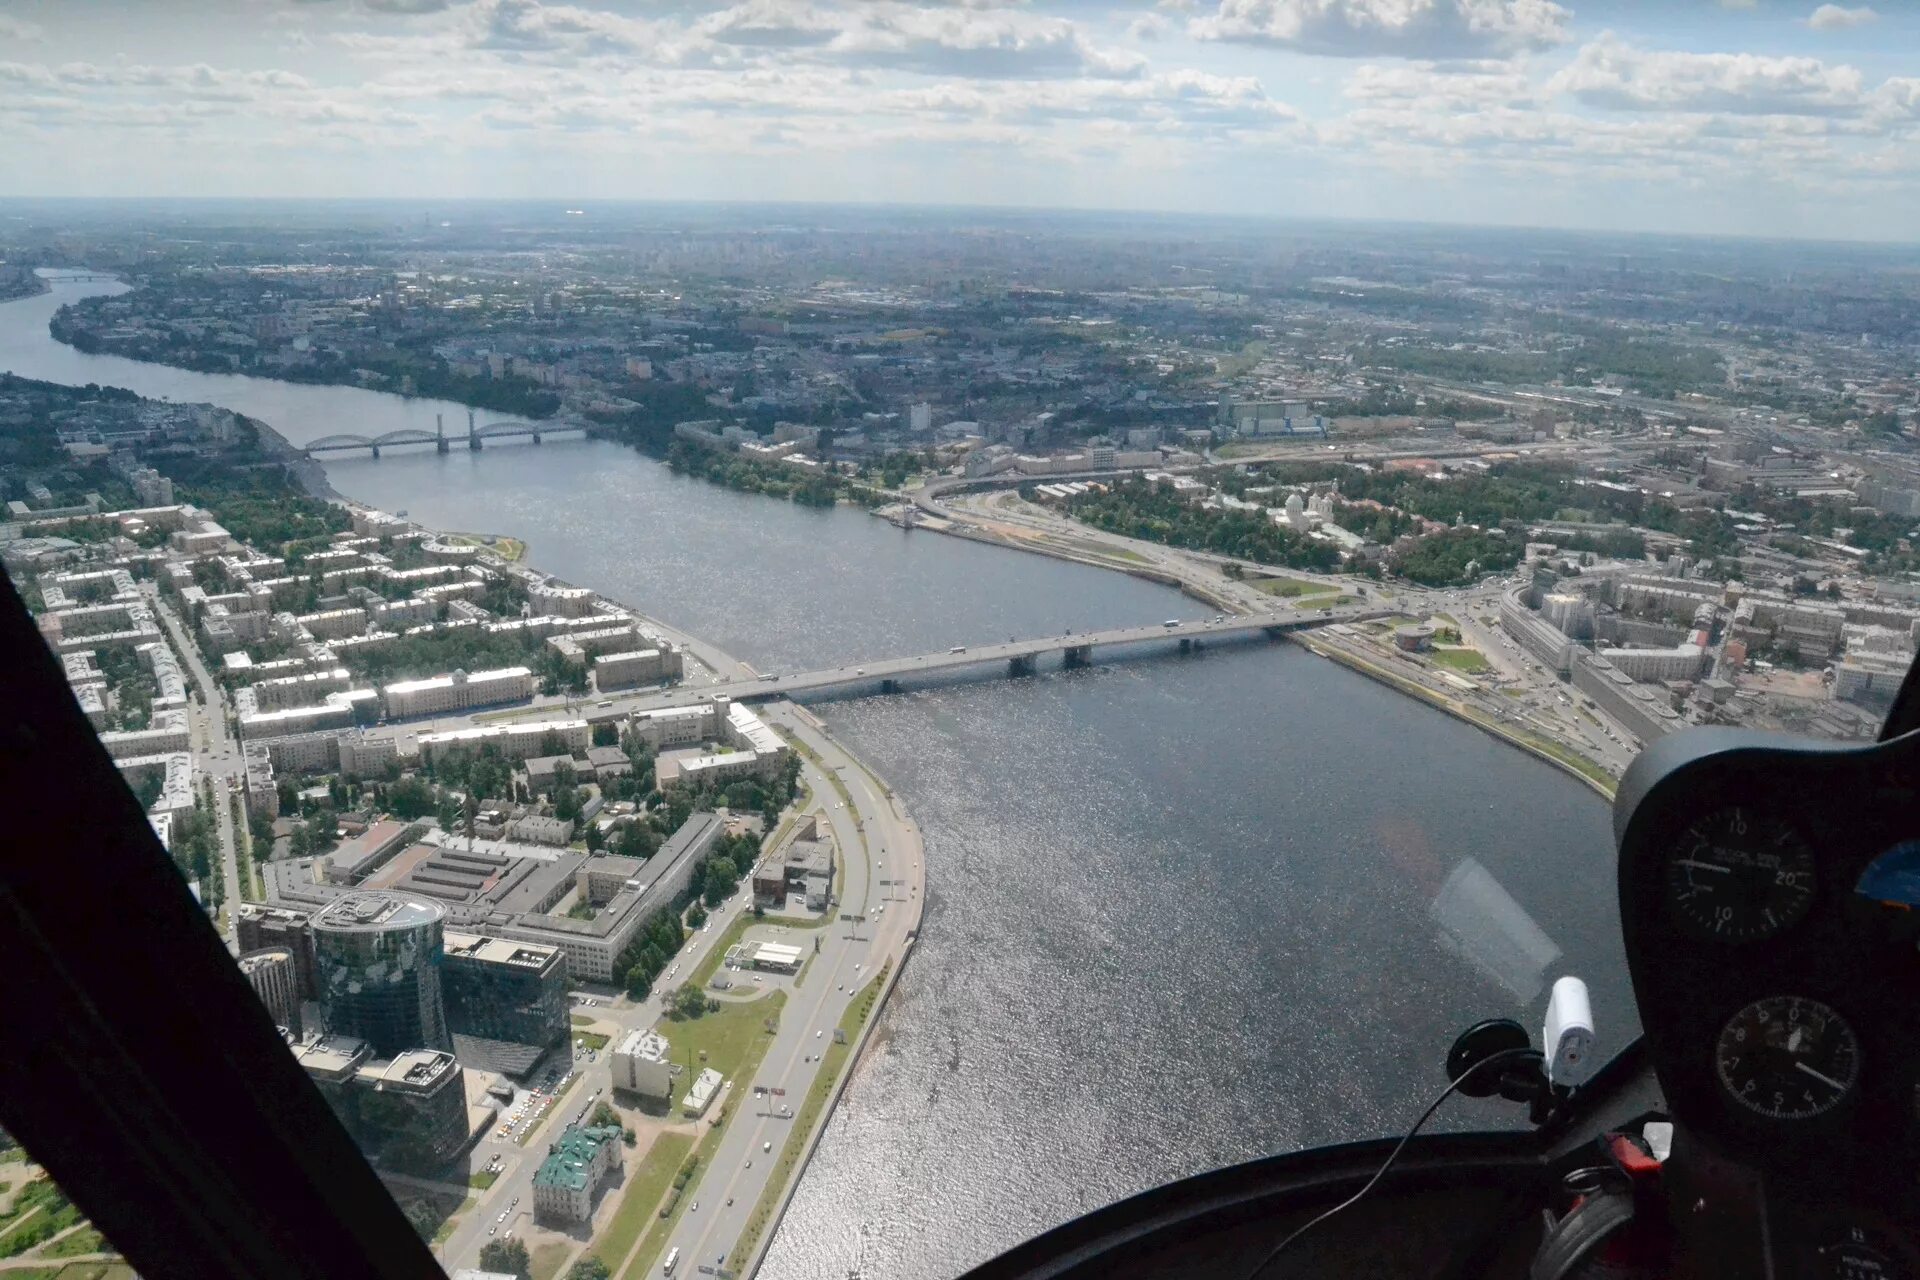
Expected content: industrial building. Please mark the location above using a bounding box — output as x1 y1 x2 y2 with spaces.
265 812 727 986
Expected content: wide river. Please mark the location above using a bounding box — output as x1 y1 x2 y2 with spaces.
4 278 1627 1278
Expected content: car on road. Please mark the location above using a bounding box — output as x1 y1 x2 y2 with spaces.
949 645 965 654
763 1141 772 1152
690 1202 698 1213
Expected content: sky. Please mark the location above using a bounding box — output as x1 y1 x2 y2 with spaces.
3 0 1920 240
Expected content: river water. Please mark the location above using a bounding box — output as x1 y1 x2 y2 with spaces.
3 277 1625 1279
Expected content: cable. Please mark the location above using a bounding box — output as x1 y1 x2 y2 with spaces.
1244 1046 1543 1280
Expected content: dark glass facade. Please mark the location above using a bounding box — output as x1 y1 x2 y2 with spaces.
442 933 569 1053
311 893 451 1057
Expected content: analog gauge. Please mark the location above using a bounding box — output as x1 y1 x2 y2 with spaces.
1716 996 1860 1120
1665 806 1817 942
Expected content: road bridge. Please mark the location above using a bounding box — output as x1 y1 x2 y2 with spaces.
304 409 589 458
569 605 1393 722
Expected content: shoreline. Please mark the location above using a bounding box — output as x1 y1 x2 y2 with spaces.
891 496 1620 798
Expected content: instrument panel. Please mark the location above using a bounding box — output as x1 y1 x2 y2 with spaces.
1614 727 1920 1269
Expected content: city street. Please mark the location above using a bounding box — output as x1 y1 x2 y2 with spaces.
149 587 246 946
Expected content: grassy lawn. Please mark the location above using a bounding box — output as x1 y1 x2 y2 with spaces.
531 1238 575 1280
669 991 788 1085
0 1180 83 1258
726 967 889 1273
38 1228 107 1259
1430 647 1491 673
589 1131 695 1272
576 1030 611 1052
617 995 789 1280
1251 576 1339 598
468 1170 499 1191
5 1267 131 1280
1517 731 1618 793
570 1013 597 1028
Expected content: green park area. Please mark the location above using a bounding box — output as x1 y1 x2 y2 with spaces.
585 1130 695 1275
1252 575 1340 599
530 1239 576 1280
576 1029 611 1052
1430 647 1491 674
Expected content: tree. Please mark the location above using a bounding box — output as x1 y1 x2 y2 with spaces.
401 1199 439 1242
686 902 708 929
592 721 619 747
702 859 734 907
478 1238 532 1280
567 1261 611 1280
590 1100 620 1129
671 983 711 1020
383 775 434 819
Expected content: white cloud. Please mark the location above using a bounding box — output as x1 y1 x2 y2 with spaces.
1719 0 1757 9
823 7 1146 79
1189 0 1569 58
1553 34 1868 116
1807 5 1877 31
0 15 46 41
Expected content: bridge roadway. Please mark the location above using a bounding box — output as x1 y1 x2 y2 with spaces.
551 604 1393 723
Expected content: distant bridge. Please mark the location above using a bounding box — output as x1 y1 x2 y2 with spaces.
584 606 1392 719
304 409 589 458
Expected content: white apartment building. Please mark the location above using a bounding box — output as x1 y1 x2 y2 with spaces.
382 666 534 719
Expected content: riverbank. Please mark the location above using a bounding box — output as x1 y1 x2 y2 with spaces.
896 490 1622 798
1294 631 1618 799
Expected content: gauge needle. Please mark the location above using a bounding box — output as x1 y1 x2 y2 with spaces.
1795 1061 1847 1092
1673 859 1730 873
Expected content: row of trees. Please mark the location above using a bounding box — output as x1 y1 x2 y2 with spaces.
664 439 843 507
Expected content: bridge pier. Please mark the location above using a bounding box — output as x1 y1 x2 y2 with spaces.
437 438 450 454
1178 637 1193 653
880 678 900 695
532 432 542 445
370 444 380 459
1008 654 1037 678
469 437 483 451
1062 644 1093 669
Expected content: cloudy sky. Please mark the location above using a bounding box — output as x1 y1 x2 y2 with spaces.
3 0 1919 240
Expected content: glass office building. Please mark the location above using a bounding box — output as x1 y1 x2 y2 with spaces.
311 893 451 1057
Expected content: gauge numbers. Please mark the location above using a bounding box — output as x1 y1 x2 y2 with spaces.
1665 807 1817 942
1716 996 1859 1120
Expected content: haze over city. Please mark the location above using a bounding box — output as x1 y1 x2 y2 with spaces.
5 0 1920 239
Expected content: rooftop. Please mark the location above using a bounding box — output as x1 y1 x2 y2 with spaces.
531 1125 622 1193
312 891 444 933
443 930 562 971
